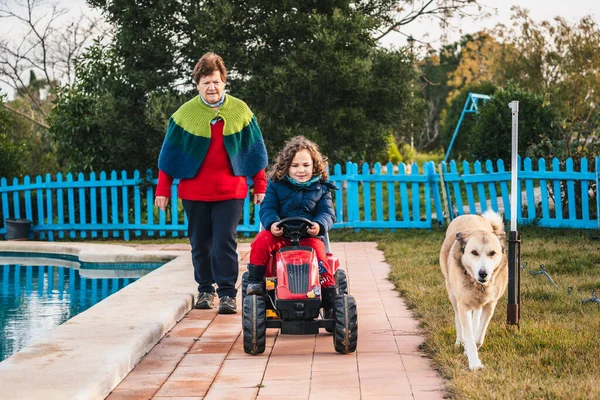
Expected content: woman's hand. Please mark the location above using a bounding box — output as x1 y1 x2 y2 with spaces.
307 222 320 236
271 223 283 237
155 196 169 212
254 193 265 205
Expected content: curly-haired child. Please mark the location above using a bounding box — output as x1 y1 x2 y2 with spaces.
246 136 338 313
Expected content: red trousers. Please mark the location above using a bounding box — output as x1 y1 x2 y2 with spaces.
250 230 335 288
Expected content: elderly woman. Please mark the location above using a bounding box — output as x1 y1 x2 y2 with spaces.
155 52 268 314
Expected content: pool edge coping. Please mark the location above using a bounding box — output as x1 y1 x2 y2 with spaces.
0 241 195 400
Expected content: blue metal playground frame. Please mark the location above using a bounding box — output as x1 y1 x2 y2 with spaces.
443 92 491 163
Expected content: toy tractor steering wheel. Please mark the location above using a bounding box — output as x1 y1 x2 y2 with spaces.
276 217 313 245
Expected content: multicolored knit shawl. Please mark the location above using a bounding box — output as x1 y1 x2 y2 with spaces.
158 94 268 179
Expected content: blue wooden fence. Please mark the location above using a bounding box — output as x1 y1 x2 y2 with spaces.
1 157 598 240
441 157 599 229
331 161 444 229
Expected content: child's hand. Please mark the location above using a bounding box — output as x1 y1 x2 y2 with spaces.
271 223 283 237
307 222 320 236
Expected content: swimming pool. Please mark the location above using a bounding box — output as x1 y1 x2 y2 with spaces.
0 252 165 362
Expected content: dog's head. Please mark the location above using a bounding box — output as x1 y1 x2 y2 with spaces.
456 230 505 286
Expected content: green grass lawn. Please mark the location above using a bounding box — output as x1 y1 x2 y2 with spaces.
331 227 600 399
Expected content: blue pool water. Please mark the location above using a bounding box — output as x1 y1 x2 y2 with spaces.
0 252 165 362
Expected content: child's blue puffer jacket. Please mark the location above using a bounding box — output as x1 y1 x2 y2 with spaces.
259 177 337 236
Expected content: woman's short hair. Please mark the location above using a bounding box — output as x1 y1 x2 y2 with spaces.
268 136 329 182
192 52 227 84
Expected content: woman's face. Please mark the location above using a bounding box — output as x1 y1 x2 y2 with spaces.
288 149 314 183
197 70 225 104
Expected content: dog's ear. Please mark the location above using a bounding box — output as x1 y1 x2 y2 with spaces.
494 229 506 241
456 232 470 253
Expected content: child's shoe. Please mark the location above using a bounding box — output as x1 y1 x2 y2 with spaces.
321 286 338 319
246 282 265 295
246 264 266 295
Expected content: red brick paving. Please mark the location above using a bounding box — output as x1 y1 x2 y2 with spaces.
106 242 446 399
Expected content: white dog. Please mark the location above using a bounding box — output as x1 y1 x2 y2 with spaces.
439 210 508 370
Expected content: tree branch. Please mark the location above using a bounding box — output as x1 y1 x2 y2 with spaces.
375 0 484 41
0 0 105 128
2 102 50 129
375 0 435 40
0 52 48 118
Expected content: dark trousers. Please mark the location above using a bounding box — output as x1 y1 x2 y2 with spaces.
182 199 243 298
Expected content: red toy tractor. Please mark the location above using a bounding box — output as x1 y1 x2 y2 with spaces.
242 217 358 355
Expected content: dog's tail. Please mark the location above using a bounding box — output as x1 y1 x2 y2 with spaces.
482 210 504 232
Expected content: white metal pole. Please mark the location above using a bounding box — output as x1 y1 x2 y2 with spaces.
507 100 521 326
509 101 519 231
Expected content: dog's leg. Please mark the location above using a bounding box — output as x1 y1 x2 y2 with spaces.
462 310 474 353
457 304 483 370
475 302 496 348
472 308 482 335
449 295 463 347
454 313 463 347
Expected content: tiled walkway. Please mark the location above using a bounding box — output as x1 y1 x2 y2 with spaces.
106 242 445 400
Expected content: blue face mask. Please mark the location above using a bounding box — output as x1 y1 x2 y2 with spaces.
286 174 321 187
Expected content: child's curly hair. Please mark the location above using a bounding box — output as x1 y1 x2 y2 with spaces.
267 136 329 182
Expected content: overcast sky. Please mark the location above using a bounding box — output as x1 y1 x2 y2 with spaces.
1 0 599 98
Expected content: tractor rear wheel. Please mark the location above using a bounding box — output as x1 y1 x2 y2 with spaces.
241 271 249 304
243 294 267 355
333 294 358 354
335 269 348 294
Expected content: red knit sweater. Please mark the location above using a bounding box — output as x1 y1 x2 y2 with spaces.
156 119 267 201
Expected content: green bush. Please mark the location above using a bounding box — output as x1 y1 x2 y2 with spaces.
386 134 403 164
399 143 416 163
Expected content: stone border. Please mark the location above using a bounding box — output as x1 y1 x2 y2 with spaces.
0 241 194 400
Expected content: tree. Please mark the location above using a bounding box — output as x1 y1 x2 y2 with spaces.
8 71 61 175
0 0 106 177
49 40 180 173
491 8 600 161
422 11 600 162
445 32 505 104
55 0 448 169
235 25 416 164
0 71 61 177
471 84 562 162
0 0 105 129
0 93 26 179
418 33 499 153
418 39 464 151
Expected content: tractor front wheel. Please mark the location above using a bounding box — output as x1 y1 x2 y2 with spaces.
243 294 267 355
333 294 358 354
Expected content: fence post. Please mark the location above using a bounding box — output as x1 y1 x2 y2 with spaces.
437 162 452 224
429 162 445 226
596 157 600 229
